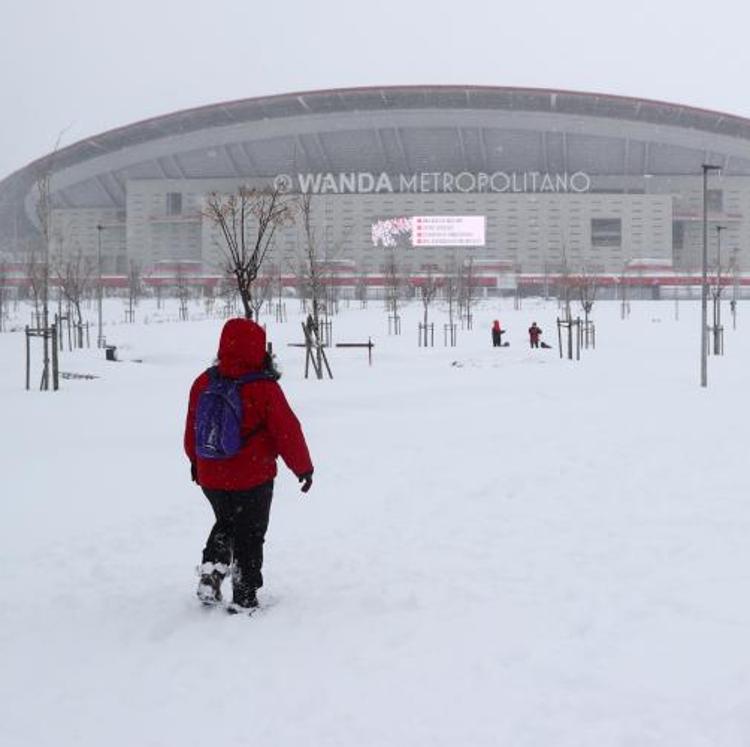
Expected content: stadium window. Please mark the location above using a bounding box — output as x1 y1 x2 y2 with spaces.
591 218 622 248
166 192 183 216
672 221 685 249
707 189 723 212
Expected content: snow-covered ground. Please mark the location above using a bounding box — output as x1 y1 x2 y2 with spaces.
2 295 750 747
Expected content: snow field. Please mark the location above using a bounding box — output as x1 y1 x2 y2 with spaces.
1 296 750 746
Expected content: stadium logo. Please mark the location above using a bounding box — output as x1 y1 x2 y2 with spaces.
273 170 591 194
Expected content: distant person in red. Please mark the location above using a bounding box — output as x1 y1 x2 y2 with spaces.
528 322 542 349
491 320 504 347
184 318 313 614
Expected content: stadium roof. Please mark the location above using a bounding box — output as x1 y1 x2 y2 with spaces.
3 85 750 243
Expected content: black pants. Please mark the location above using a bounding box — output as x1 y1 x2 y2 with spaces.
201 481 274 603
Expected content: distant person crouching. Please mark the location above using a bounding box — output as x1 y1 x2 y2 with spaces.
528 322 542 349
491 320 504 347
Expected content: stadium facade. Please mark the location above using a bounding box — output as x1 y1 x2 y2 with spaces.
2 85 750 294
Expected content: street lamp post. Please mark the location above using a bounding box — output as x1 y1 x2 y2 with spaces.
701 164 721 387
96 223 104 348
714 225 726 354
731 247 739 330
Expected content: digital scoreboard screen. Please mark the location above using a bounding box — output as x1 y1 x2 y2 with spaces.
411 216 485 247
371 215 485 248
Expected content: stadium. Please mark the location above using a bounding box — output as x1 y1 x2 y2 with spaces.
2 84 750 297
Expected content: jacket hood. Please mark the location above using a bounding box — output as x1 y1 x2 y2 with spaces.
217 318 266 377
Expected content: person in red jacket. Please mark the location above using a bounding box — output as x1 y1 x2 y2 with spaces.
528 322 542 349
184 318 313 613
491 319 503 347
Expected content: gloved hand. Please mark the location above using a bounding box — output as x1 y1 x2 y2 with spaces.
190 462 198 483
298 472 313 494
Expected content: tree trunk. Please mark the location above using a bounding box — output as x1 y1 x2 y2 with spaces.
239 288 252 319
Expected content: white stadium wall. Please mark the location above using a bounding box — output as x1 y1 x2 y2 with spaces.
4 86 750 287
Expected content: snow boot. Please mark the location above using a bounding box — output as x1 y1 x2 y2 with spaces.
196 562 228 606
227 589 259 615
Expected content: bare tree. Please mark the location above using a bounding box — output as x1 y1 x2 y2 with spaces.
416 266 440 346
619 261 631 320
578 263 598 328
323 272 340 317
578 263 598 349
0 256 9 332
300 193 350 322
263 261 283 310
298 192 327 377
203 185 295 319
458 257 478 328
126 260 142 323
273 262 286 306
269 263 288 322
25 245 45 323
175 263 191 321
53 247 94 347
34 173 52 333
218 276 238 318
32 131 67 388
558 246 573 320
383 250 403 317
355 270 369 309
250 272 273 322
203 282 216 318
288 256 309 313
442 258 460 332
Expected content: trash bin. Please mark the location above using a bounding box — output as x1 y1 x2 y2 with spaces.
105 345 117 362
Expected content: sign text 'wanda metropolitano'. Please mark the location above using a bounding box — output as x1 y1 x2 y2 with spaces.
273 171 592 195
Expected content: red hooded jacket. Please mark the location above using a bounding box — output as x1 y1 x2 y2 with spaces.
184 319 313 490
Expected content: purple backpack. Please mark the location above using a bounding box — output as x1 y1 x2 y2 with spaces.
195 367 273 460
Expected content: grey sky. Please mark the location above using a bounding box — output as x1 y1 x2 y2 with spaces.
2 0 749 180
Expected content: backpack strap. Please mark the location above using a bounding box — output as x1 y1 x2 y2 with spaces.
237 371 276 385
206 367 274 385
